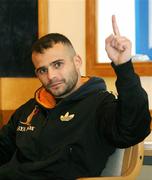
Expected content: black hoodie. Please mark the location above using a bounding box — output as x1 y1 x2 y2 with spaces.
0 61 151 180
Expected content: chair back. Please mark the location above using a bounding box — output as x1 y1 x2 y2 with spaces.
77 142 144 180
101 148 125 176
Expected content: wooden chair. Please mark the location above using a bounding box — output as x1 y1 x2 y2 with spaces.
77 142 144 180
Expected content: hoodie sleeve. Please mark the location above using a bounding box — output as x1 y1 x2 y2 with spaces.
97 60 151 148
0 112 17 166
0 99 35 166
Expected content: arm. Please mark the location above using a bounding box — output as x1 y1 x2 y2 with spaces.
100 60 151 148
0 98 36 166
0 112 18 166
97 15 151 148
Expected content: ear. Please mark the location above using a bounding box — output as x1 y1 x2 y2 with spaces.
73 54 82 69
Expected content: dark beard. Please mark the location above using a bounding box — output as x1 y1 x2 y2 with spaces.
45 73 78 98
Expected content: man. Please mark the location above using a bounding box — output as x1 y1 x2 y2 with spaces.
0 15 151 180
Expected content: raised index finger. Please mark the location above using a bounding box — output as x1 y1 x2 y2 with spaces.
112 15 120 36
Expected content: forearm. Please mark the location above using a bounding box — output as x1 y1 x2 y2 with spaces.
113 60 150 122
103 60 151 148
0 120 16 166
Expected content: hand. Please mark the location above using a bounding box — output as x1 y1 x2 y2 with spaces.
105 15 132 65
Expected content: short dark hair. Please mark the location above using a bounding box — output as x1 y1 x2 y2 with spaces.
32 33 75 53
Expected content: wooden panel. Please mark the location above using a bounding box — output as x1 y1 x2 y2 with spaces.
0 78 41 110
0 110 14 128
38 0 48 37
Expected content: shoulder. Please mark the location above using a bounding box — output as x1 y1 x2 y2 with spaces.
12 98 36 118
98 90 118 100
17 98 36 110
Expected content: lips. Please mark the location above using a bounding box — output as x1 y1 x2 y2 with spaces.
50 82 63 89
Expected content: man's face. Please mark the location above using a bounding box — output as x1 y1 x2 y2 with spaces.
32 43 82 98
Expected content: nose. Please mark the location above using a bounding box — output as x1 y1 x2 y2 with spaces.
47 66 56 80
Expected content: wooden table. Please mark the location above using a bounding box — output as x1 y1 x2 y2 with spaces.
144 110 152 156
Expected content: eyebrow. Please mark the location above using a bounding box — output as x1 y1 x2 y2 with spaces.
51 59 64 65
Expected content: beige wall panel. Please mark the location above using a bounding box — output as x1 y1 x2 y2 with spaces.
48 0 86 75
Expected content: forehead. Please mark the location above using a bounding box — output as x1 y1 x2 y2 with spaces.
32 43 72 66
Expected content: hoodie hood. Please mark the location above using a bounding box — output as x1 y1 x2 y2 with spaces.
35 76 106 109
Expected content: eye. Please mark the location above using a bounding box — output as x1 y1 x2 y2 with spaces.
36 67 48 75
53 61 63 69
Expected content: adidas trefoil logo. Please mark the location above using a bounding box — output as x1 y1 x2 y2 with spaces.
60 112 75 122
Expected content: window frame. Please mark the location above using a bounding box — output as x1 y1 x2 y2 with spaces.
86 0 152 77
38 0 48 37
